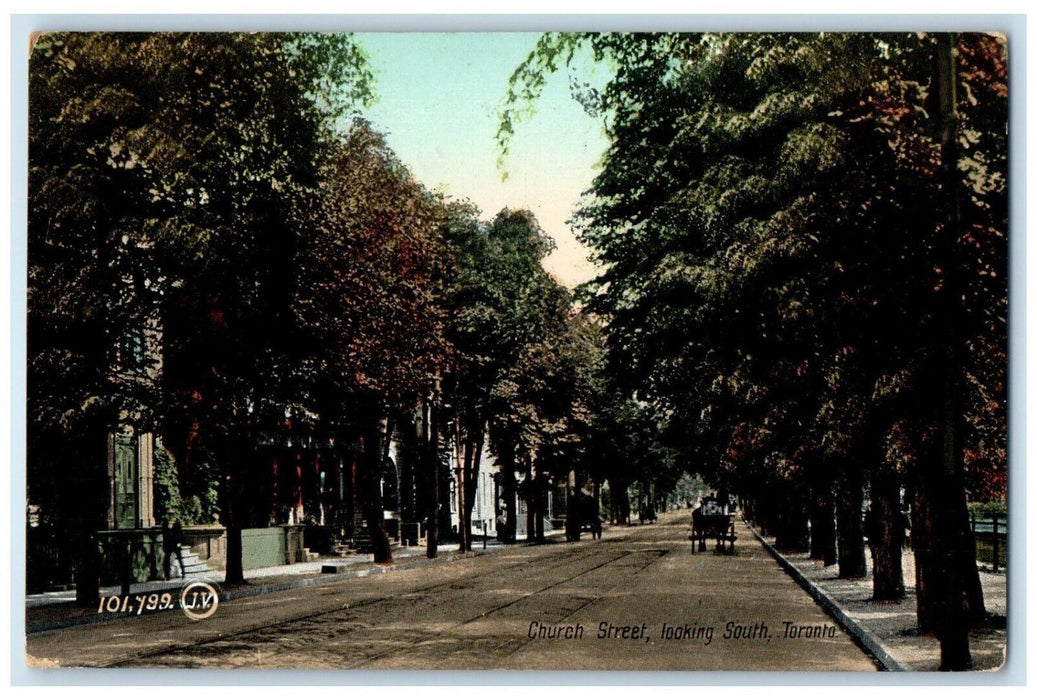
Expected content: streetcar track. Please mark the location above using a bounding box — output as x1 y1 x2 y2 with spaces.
148 547 666 669
105 534 631 668
354 547 670 668
487 548 668 663
348 548 649 668
30 518 882 671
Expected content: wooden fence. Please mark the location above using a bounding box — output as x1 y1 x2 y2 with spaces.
970 515 1006 572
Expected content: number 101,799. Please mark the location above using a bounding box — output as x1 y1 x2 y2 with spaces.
98 592 177 615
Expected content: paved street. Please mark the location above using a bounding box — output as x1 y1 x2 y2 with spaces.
26 511 878 671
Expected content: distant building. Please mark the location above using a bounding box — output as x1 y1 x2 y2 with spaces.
447 442 502 538
106 307 163 530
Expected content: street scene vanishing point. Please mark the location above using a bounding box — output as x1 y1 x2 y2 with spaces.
23 29 1009 676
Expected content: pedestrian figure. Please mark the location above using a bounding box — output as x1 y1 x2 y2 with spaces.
898 508 910 548
163 519 186 580
863 507 879 560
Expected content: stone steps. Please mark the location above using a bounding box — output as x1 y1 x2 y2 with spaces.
337 528 403 556
173 546 216 578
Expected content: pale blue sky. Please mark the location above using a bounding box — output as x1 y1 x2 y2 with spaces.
355 32 610 287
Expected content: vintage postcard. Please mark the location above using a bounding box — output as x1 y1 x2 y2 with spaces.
20 26 1010 676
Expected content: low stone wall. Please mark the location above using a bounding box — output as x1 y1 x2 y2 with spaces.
284 525 307 564
182 525 227 571
96 529 164 585
240 525 307 569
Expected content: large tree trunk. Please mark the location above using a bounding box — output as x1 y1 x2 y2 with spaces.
870 467 906 601
71 450 106 606
963 530 986 619
742 495 756 527
610 476 631 525
621 481 631 525
74 527 101 607
914 32 982 671
423 397 440 559
455 438 469 552
524 455 536 544
912 470 976 669
911 414 986 651
565 469 579 542
269 453 280 526
461 435 484 552
637 481 644 523
752 486 779 537
497 442 518 543
534 472 547 542
359 412 393 565
397 411 417 527
438 460 453 543
225 525 244 584
912 484 939 634
593 481 601 532
836 466 867 579
223 448 246 585
775 488 810 552
809 483 838 566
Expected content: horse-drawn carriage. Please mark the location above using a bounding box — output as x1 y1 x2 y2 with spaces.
565 493 603 541
689 497 737 554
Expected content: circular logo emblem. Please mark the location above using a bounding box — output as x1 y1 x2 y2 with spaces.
180 581 220 621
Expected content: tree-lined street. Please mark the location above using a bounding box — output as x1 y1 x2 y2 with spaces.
27 512 877 671
26 30 1008 673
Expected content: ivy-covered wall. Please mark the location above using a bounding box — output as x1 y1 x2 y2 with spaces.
154 443 220 526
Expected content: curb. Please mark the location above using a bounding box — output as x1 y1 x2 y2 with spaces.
26 545 502 635
744 520 913 672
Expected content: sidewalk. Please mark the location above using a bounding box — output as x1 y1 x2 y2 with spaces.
25 539 507 634
747 522 1007 672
